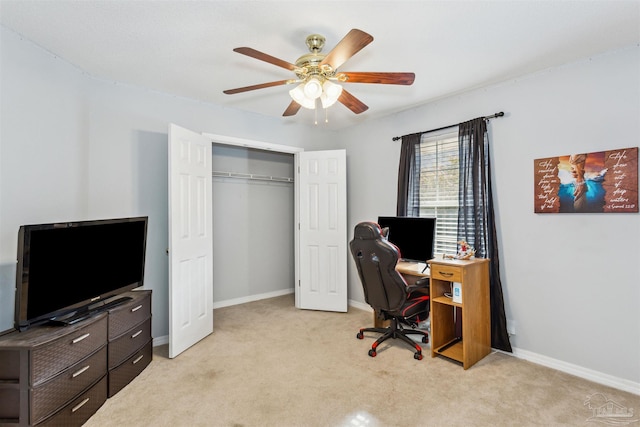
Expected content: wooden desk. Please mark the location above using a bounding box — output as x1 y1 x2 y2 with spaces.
428 258 490 369
396 261 430 282
372 261 430 328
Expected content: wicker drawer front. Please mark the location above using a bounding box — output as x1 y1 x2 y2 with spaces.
430 264 463 282
108 291 151 340
108 317 151 369
39 375 107 427
108 339 152 397
32 315 108 386
31 346 107 424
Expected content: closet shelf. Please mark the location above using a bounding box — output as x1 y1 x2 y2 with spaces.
212 171 294 183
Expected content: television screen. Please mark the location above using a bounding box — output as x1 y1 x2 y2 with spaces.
14 217 148 331
377 216 436 262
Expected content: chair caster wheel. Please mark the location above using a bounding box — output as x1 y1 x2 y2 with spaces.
414 352 423 360
356 332 364 339
422 336 429 343
368 349 377 357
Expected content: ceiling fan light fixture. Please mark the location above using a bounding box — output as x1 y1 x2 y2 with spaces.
303 77 323 100
320 80 343 108
289 83 315 109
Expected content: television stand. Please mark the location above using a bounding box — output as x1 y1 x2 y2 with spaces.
0 290 152 426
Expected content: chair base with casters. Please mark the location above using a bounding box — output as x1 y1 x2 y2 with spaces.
357 310 429 360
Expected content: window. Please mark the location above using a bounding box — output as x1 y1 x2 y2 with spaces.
407 130 459 255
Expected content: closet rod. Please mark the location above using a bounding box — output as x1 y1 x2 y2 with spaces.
212 171 294 183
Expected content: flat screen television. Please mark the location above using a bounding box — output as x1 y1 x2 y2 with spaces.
14 216 148 331
377 216 436 263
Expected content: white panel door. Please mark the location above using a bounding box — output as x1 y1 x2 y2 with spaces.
296 150 347 312
168 124 213 358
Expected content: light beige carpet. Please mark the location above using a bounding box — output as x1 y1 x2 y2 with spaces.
85 294 639 426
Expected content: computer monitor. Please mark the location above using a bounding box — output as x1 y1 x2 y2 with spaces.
377 216 436 262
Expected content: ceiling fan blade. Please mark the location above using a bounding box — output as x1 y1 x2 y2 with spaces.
337 72 415 85
338 89 369 114
233 47 298 71
223 80 292 95
320 29 374 70
283 101 302 117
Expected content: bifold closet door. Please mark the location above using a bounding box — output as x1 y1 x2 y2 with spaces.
168 124 214 359
296 149 347 312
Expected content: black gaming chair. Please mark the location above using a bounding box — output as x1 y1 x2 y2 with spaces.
350 221 430 360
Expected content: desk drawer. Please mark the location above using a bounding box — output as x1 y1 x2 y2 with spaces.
430 264 462 282
32 346 107 424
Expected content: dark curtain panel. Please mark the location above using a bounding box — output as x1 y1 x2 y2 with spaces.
396 133 421 216
457 118 512 352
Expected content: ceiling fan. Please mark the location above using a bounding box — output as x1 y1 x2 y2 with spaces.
223 29 415 117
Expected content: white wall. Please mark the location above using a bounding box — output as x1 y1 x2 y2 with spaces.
341 46 640 390
0 26 333 338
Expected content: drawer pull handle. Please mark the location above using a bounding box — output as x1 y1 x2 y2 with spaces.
131 330 143 339
72 398 90 413
438 271 453 277
72 333 90 344
133 354 144 364
131 304 143 312
72 365 90 378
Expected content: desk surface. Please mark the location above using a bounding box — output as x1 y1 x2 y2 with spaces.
396 261 430 277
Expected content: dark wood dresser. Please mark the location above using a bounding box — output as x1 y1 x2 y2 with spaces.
106 290 152 397
0 290 152 426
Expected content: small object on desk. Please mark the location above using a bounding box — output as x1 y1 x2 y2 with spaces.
452 282 462 303
443 240 476 260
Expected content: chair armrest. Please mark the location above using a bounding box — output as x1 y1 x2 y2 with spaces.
414 277 430 288
407 277 430 294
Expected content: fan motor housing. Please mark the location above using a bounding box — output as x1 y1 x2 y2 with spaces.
294 34 335 80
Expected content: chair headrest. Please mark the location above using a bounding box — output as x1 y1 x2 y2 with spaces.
353 222 384 240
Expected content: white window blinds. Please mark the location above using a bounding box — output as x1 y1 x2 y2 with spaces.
411 131 459 255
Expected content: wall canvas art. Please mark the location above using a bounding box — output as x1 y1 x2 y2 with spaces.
534 147 638 213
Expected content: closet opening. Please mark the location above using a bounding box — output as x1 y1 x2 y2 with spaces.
211 144 295 306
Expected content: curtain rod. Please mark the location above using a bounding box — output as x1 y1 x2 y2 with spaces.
391 112 504 141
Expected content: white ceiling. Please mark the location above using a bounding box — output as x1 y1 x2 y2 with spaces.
1 0 639 130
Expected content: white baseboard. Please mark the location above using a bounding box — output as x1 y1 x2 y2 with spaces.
212 288 294 309
497 347 640 395
153 335 168 347
348 299 373 313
